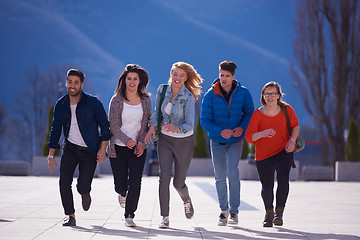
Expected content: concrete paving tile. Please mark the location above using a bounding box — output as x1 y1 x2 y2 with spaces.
1 175 360 240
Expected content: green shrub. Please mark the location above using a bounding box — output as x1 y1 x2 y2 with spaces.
250 142 255 154
345 117 360 162
241 138 249 159
193 115 209 158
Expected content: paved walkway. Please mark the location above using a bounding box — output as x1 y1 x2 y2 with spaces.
0 175 359 240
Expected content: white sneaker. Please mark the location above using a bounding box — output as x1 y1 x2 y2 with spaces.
184 199 194 219
228 212 238 224
118 193 126 208
125 217 136 227
218 209 229 226
159 216 169 228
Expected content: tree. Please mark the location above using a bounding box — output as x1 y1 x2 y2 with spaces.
249 143 255 155
14 65 65 162
345 118 360 162
292 0 360 165
193 115 209 158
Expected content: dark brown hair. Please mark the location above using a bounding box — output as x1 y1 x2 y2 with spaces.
114 64 149 100
219 60 237 75
67 69 85 83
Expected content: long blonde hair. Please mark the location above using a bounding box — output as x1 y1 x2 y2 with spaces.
168 62 203 100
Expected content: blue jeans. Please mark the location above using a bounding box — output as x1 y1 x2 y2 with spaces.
210 140 243 214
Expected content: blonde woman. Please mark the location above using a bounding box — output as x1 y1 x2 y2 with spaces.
145 62 203 228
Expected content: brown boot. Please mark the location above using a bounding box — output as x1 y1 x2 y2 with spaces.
263 208 274 227
273 207 284 226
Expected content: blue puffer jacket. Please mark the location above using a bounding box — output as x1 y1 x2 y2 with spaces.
200 78 254 143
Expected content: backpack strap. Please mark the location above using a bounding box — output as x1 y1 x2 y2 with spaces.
156 85 168 133
281 105 292 137
281 104 297 168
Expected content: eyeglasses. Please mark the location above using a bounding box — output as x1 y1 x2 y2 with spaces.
263 92 279 97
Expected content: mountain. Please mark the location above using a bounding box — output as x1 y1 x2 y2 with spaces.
0 0 311 124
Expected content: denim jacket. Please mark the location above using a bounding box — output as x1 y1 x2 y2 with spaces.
150 84 195 133
48 91 111 153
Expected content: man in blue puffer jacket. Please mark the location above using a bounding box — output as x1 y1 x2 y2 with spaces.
200 60 254 226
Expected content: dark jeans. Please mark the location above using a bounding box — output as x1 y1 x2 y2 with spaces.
59 140 97 215
110 145 146 219
256 149 293 209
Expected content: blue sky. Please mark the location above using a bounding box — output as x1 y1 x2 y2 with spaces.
0 0 308 122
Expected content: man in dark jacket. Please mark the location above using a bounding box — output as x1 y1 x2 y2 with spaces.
201 60 254 226
47 69 111 226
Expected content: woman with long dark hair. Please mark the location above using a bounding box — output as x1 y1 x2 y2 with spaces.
108 64 152 227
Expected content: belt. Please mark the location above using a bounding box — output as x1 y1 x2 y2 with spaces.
66 140 89 151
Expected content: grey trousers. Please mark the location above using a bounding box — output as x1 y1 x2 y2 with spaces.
157 133 194 217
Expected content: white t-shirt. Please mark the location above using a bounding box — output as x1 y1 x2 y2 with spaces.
114 102 143 146
161 102 193 138
67 104 87 147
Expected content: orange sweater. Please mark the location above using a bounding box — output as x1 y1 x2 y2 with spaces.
245 105 299 161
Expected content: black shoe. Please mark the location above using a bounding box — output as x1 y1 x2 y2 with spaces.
63 216 76 226
82 194 91 211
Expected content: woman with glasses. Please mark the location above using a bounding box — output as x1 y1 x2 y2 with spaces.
245 81 300 227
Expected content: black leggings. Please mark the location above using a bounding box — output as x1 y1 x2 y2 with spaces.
256 149 293 209
110 145 146 218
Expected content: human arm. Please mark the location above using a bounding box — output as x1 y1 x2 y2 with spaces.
200 91 224 137
285 105 300 152
285 125 300 152
149 85 163 127
108 95 131 144
97 140 107 163
245 110 271 144
237 89 255 134
48 102 63 150
251 129 277 141
137 97 152 144
94 99 112 142
173 93 195 133
47 148 58 174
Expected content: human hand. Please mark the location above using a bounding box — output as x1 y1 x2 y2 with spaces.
285 139 296 153
232 127 243 137
135 142 145 157
96 149 106 163
221 129 233 139
164 123 178 133
48 157 58 174
126 139 137 149
145 125 156 144
261 129 276 138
